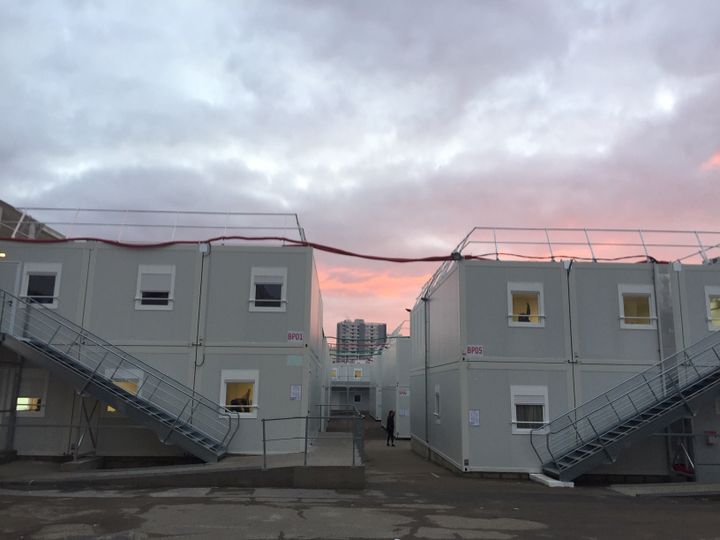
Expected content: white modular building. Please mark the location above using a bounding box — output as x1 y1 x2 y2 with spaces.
410 228 720 482
0 209 327 463
379 323 411 438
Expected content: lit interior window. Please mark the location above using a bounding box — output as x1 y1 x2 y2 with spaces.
17 396 42 412
623 294 651 325
226 381 255 413
353 369 363 379
710 295 720 329
512 291 540 324
107 380 139 413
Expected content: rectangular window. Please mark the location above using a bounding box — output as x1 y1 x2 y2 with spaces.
16 369 49 417
249 267 287 312
21 263 62 309
330 368 337 379
618 284 656 329
104 369 142 414
507 282 544 327
510 385 548 434
353 394 361 403
220 369 259 418
706 286 720 331
353 368 363 379
135 265 175 310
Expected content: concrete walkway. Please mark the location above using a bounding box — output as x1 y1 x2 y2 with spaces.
0 425 363 490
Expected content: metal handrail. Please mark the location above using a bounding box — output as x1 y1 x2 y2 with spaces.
530 330 720 468
0 288 239 449
261 409 364 469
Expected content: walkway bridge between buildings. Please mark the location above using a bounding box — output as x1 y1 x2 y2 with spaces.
0 288 237 463
531 331 720 482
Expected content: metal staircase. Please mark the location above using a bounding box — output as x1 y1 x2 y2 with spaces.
0 289 238 463
531 331 720 481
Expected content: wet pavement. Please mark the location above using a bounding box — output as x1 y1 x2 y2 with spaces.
0 418 718 539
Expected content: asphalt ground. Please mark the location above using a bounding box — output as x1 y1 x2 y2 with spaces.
0 418 718 539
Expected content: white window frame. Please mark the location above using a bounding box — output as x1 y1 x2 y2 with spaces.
433 384 441 418
20 263 62 309
135 265 176 311
507 282 545 328
705 286 720 331
249 267 287 313
220 369 259 419
510 385 549 434
103 368 143 416
16 368 49 418
618 284 657 330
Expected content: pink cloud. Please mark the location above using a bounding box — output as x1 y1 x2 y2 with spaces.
701 151 720 171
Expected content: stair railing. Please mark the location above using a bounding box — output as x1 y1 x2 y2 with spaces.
531 330 720 469
0 289 239 450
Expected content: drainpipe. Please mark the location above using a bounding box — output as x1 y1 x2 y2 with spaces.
422 296 429 447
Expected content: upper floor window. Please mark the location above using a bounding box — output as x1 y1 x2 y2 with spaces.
507 282 545 328
249 267 287 312
135 265 175 310
618 284 657 329
706 286 720 331
21 263 62 309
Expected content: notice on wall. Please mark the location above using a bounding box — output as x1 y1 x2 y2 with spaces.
287 331 304 342
465 345 484 357
290 384 302 401
468 409 480 426
398 388 410 397
399 409 409 417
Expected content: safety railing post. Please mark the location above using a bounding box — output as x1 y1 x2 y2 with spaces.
304 415 309 467
262 419 267 470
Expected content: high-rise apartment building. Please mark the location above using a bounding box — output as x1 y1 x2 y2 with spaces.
336 319 387 362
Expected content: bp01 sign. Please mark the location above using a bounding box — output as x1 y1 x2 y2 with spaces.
287 331 304 342
465 345 484 357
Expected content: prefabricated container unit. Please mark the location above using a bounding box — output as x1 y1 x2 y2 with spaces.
380 336 411 439
0 239 326 459
328 362 372 413
411 258 720 481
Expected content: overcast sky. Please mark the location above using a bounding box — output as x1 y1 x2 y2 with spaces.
2 1 719 333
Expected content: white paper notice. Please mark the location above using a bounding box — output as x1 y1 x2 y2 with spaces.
468 409 480 426
290 384 302 400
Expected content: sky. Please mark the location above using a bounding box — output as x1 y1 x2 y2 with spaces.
2 0 720 334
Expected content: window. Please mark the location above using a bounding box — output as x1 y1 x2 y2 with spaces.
249 267 287 312
434 384 441 418
353 368 363 379
510 385 548 434
21 263 61 309
507 282 544 327
104 369 142 414
330 368 337 379
618 284 656 329
16 369 48 417
706 286 720 331
135 265 175 310
353 394 361 403
220 369 259 418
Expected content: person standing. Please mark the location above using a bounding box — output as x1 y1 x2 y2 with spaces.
386 410 396 446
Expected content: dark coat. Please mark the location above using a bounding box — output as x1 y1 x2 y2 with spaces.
386 412 395 432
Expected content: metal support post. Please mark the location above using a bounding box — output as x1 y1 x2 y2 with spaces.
304 415 309 467
262 419 267 470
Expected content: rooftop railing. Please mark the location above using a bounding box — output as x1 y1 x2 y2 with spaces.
4 207 306 244
420 227 720 299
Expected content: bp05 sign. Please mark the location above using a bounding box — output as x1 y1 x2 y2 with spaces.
465 345 484 357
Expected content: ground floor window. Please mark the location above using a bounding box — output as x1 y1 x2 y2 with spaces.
220 369 259 418
510 385 548 434
16 369 48 417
